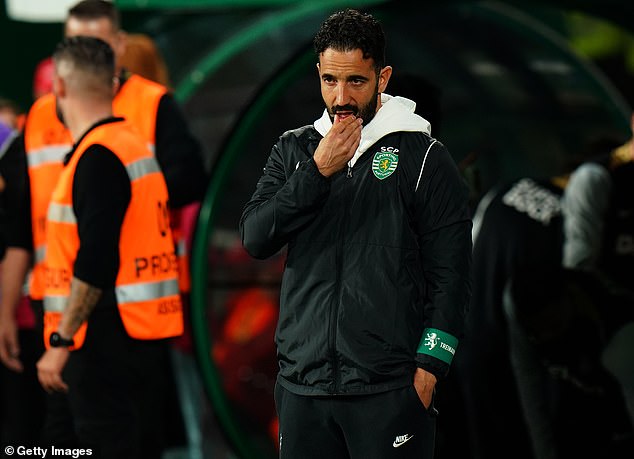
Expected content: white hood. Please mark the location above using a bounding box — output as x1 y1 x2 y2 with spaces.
313 93 432 167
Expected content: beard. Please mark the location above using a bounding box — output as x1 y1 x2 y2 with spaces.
328 82 380 125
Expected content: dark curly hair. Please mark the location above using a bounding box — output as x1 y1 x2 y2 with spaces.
68 0 120 31
313 9 386 72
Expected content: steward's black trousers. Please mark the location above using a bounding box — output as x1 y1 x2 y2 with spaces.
41 297 170 459
0 328 47 444
275 383 437 459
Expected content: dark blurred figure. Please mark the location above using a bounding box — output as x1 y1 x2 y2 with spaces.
505 265 634 459
456 173 566 459
0 120 47 444
561 116 634 433
454 133 628 459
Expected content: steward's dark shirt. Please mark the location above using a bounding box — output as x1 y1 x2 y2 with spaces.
67 118 131 289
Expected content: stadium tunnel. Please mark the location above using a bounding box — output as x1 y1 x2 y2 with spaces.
115 0 633 457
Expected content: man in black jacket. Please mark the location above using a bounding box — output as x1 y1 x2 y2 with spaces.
240 9 472 459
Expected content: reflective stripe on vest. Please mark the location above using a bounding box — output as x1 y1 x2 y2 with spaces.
34 245 46 264
47 203 77 224
175 239 187 258
27 145 69 168
116 278 179 304
126 156 161 181
43 294 68 313
44 280 180 313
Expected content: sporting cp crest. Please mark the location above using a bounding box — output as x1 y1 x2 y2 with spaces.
372 151 398 180
424 332 438 350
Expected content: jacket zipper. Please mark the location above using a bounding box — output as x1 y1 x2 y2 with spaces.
329 165 354 394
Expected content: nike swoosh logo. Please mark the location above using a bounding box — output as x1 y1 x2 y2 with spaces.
393 435 414 448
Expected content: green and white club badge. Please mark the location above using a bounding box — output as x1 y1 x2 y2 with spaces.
372 151 399 180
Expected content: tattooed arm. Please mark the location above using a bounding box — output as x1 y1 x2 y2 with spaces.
57 277 103 339
36 278 103 393
57 277 103 340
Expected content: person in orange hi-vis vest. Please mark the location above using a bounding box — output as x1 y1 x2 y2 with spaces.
35 36 183 456
0 0 206 377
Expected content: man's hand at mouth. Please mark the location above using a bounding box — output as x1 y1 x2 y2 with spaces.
314 115 363 177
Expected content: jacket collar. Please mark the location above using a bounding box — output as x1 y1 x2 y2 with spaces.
314 94 432 167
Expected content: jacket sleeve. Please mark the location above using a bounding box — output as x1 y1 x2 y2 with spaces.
412 141 473 378
0 133 33 252
154 94 208 208
561 162 611 270
239 138 331 259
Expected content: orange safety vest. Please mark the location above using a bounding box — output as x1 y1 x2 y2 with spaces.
24 74 191 300
24 95 73 301
114 75 191 294
43 120 183 350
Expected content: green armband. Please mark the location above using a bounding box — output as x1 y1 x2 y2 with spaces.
417 328 459 364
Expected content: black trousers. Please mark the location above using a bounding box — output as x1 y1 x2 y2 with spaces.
275 383 437 459
41 303 171 459
0 329 47 444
